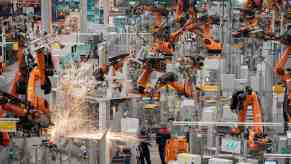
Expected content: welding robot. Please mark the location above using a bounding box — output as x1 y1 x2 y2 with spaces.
230 86 272 152
0 43 54 146
10 37 33 97
175 0 223 49
198 15 223 53
231 0 282 39
131 1 201 55
134 55 204 109
136 55 204 99
0 90 50 146
232 0 290 40
11 45 54 114
132 3 169 34
273 27 291 131
130 3 174 55
11 45 53 119
150 14 223 55
244 0 263 11
10 39 35 98
175 0 198 25
27 47 55 114
135 13 219 96
132 0 198 32
94 53 130 81
157 7 222 54
132 0 222 56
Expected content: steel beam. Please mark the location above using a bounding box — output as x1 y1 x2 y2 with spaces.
80 0 88 33
41 0 52 33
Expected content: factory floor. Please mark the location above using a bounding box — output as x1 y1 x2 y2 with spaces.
0 54 163 164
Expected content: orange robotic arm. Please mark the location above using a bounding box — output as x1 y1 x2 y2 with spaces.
9 46 25 97
10 70 22 97
0 90 49 117
241 92 263 133
175 0 185 22
231 88 271 151
244 0 255 9
274 46 291 82
248 92 263 146
94 63 124 81
0 90 48 146
184 16 223 53
236 90 267 150
175 0 197 23
16 46 25 66
151 41 175 55
156 72 193 97
135 5 168 33
183 18 198 32
136 55 168 94
188 1 197 19
153 12 163 33
168 81 193 97
10 46 31 97
36 51 46 88
151 25 187 55
201 22 223 53
244 0 262 10
169 27 186 43
1 104 27 117
232 17 259 37
94 64 109 81
94 54 129 81
27 68 49 114
137 67 152 90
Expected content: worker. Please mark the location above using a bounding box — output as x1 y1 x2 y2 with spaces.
156 123 171 164
138 129 152 164
0 89 51 145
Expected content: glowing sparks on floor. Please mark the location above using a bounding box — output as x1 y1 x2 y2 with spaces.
49 64 97 142
65 131 141 142
49 63 140 144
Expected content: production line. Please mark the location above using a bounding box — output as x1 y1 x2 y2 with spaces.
0 0 291 164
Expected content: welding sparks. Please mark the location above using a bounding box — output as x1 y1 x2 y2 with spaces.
66 132 105 140
65 131 141 143
49 63 140 144
49 64 98 142
107 132 141 142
